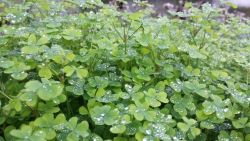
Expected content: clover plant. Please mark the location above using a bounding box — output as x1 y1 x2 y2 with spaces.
0 0 249 141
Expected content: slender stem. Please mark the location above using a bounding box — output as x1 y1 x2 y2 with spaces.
66 99 73 116
200 30 206 48
123 25 127 54
0 90 12 100
49 66 63 82
112 23 123 41
128 23 143 40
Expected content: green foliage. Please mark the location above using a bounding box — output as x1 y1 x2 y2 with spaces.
0 0 249 140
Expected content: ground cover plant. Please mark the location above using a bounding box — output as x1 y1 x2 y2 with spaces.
0 0 249 140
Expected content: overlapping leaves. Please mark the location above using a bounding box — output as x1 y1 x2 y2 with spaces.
0 1 249 141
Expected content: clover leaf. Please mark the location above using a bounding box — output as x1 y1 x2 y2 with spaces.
88 76 109 88
62 28 82 40
10 125 46 141
63 66 88 79
183 80 209 98
4 62 30 80
96 89 120 103
110 125 126 134
39 67 52 79
19 91 38 107
202 95 232 119
177 117 201 139
129 104 156 121
66 79 85 95
24 79 64 101
170 79 183 92
34 114 59 140
65 117 89 141
0 57 14 68
232 117 248 129
170 93 195 116
136 33 152 46
141 122 171 140
21 34 49 55
218 130 244 141
90 105 119 125
44 45 75 65
143 88 169 107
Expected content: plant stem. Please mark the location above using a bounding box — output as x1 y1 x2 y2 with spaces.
128 23 143 40
0 90 12 100
123 25 127 54
112 23 123 40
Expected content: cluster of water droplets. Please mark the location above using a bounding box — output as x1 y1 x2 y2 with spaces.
5 13 17 24
214 122 232 132
127 48 138 57
152 123 168 139
170 79 183 92
97 90 119 103
230 89 249 104
93 113 105 125
96 63 110 71
67 79 84 95
125 84 133 93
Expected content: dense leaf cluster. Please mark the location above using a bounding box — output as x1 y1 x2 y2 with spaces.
0 0 249 141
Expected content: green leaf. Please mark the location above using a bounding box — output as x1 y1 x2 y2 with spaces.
200 121 215 129
136 33 152 46
25 80 42 92
88 76 109 88
90 105 119 125
28 34 37 44
37 36 49 45
79 106 88 115
62 28 82 40
4 62 30 80
74 121 89 137
188 49 206 59
67 133 78 141
76 68 88 79
39 68 52 79
232 117 248 129
36 79 64 101
20 92 38 107
110 125 126 134
190 127 201 137
0 58 14 68
144 88 168 107
177 122 189 132
64 66 75 77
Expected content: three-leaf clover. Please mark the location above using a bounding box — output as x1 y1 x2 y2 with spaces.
66 79 85 95
88 76 109 88
183 80 209 98
202 95 233 119
90 105 119 125
132 88 168 107
63 65 88 79
170 93 195 116
21 34 49 54
4 62 31 80
10 125 46 141
140 122 171 141
34 114 65 140
232 117 248 129
62 28 82 40
65 117 89 141
24 79 64 101
129 104 157 121
177 117 201 139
